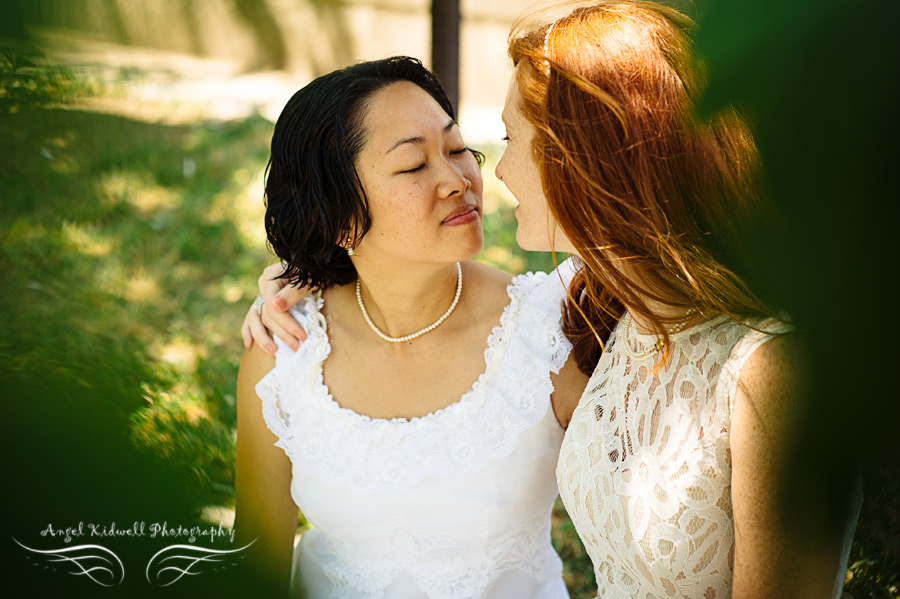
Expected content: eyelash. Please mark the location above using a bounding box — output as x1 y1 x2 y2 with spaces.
501 136 510 143
400 148 470 174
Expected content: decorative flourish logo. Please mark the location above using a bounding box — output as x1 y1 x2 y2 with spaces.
13 526 255 588
12 539 126 587
145 541 255 587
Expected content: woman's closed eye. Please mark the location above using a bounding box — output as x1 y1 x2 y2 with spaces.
399 148 471 174
399 163 425 174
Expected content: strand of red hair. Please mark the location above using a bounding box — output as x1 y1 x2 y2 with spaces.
509 1 777 374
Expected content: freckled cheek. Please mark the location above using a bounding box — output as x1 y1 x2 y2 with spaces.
466 168 484 196
368 191 430 233
503 153 528 201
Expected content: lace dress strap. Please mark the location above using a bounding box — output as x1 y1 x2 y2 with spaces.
254 294 327 464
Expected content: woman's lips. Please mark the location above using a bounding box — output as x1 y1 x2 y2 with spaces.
441 206 479 226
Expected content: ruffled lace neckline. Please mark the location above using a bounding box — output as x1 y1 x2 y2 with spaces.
309 274 527 427
256 268 573 494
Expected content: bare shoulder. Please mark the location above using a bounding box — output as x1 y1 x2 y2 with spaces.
730 331 810 487
464 260 514 290
461 260 515 317
238 342 277 389
734 331 809 417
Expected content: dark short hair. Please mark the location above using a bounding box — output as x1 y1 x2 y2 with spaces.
264 56 483 291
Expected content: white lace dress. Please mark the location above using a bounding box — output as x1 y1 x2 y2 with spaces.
557 314 795 599
256 265 576 599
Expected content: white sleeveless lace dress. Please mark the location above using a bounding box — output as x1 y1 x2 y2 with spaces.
256 265 576 599
557 314 795 599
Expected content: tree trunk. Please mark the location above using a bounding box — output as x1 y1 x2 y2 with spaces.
431 0 460 113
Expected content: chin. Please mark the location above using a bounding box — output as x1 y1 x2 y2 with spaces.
447 230 484 262
514 229 550 253
462 236 485 260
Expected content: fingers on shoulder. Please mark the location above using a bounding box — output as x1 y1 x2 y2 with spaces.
262 262 285 279
275 285 310 311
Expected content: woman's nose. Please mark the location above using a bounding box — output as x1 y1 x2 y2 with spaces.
437 158 471 197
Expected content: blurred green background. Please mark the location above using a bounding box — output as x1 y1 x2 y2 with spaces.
0 44 585 597
2 1 897 597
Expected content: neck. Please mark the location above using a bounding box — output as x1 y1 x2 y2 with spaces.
627 299 699 335
580 252 700 335
353 260 462 341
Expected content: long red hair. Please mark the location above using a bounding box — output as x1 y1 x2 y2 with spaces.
509 1 774 374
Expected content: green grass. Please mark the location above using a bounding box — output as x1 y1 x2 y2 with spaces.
1 105 269 505
0 58 895 599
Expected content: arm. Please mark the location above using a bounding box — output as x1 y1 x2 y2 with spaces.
730 334 843 598
234 343 298 592
550 354 589 429
549 257 589 428
240 263 312 355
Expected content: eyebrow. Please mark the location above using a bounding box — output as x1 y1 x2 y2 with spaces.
385 119 458 155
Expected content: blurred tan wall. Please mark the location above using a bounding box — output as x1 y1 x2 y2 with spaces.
27 0 540 139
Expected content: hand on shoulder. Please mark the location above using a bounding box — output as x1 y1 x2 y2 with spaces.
241 262 311 356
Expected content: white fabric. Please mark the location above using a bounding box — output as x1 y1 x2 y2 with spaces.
257 261 577 599
557 314 795 599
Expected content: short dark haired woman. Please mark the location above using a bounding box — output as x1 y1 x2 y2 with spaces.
235 56 586 597
245 4 858 597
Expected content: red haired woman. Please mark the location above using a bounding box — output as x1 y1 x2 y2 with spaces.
501 3 857 597
245 2 857 596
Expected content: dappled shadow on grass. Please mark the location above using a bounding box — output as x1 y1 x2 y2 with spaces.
0 101 594 595
0 102 597 596
0 104 274 595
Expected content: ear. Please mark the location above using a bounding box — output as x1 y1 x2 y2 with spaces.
337 237 357 256
336 220 361 254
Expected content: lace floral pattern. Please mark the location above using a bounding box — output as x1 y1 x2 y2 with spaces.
557 315 792 599
309 513 562 599
257 270 571 495
254 262 577 598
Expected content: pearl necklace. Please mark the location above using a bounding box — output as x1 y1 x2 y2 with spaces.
356 262 463 343
620 308 698 360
